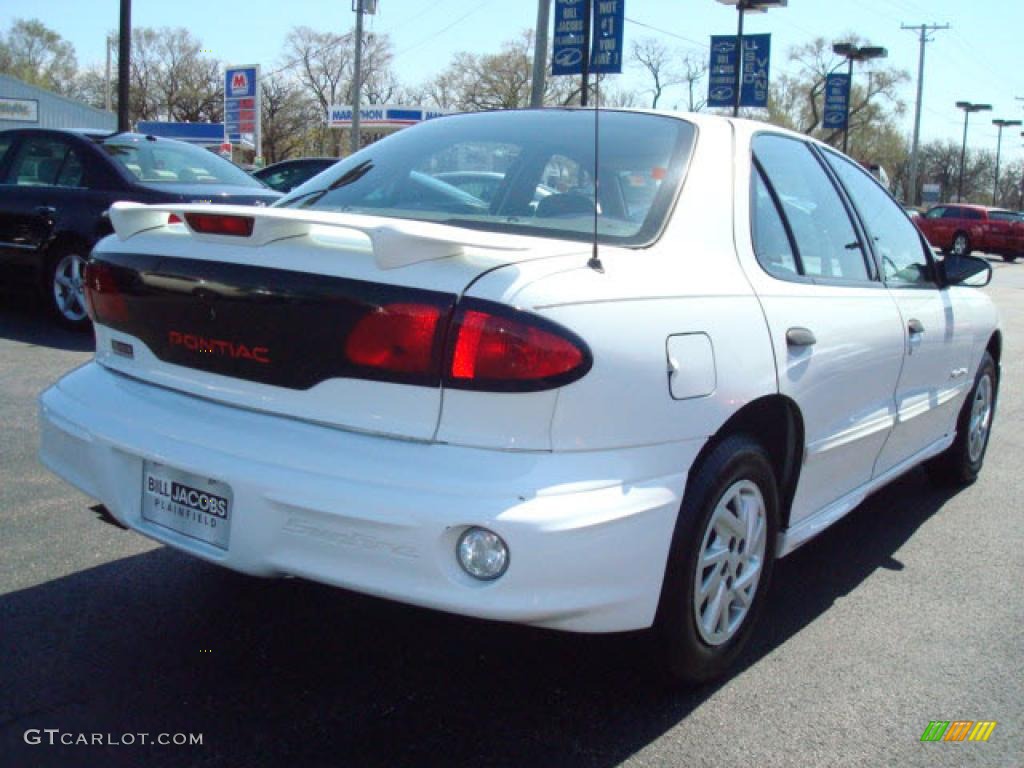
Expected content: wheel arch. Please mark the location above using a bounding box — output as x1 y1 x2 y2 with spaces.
689 394 805 531
986 329 1002 368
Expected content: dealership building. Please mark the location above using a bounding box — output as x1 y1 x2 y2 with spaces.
0 74 116 132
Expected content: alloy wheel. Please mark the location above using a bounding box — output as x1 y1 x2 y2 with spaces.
693 479 767 646
52 252 88 324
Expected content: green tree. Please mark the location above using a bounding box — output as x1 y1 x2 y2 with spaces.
0 18 78 95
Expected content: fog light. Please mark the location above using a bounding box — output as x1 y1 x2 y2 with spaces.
456 527 509 580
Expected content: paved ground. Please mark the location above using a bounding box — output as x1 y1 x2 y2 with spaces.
1 261 1021 768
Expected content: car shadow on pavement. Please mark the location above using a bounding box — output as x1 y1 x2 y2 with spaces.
0 295 94 352
0 470 959 768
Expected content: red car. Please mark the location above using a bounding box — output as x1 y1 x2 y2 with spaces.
917 204 1024 262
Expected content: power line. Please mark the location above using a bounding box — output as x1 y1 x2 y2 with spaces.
624 17 708 50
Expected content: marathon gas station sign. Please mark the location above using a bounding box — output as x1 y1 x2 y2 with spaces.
327 105 448 131
224 65 260 150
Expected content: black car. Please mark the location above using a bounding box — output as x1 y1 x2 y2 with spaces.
0 128 281 328
252 157 337 193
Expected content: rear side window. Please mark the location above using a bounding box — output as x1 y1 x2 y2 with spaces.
4 136 72 186
751 165 798 278
989 211 1018 222
752 134 870 282
0 134 13 169
823 150 933 286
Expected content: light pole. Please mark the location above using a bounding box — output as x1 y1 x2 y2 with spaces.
831 43 888 155
991 118 1021 206
955 101 992 202
715 0 787 118
117 0 131 132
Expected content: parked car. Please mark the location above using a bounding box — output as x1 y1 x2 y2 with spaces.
39 110 1000 684
252 157 337 193
0 128 281 328
916 203 1024 262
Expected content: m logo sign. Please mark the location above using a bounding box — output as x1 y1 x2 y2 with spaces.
230 72 248 96
920 721 997 742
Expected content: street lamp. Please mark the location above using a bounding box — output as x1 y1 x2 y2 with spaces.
991 118 1021 206
955 101 992 202
716 0 788 117
831 43 888 154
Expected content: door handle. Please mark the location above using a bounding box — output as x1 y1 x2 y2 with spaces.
35 205 57 218
786 327 817 347
908 318 925 335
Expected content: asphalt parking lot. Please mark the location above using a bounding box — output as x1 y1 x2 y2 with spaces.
1 260 1022 768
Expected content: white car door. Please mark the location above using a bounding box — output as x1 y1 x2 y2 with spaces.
743 134 906 528
821 150 973 474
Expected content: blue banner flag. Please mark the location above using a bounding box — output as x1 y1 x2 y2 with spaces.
823 73 851 130
708 33 772 109
552 0 625 76
739 34 771 108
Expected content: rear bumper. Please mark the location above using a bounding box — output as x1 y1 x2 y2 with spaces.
39 363 700 632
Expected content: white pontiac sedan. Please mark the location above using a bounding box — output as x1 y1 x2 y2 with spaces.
39 110 1000 684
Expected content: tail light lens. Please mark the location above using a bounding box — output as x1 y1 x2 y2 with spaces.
184 213 254 237
345 303 445 376
83 260 127 323
446 301 591 392
341 299 591 392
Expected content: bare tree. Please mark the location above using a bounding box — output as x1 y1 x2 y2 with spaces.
631 38 682 109
261 74 320 163
678 52 708 112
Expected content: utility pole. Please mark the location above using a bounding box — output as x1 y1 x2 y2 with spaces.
902 23 949 206
104 35 112 112
530 0 551 108
351 1 367 154
117 0 131 132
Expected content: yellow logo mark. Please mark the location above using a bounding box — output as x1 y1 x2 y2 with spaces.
968 721 997 742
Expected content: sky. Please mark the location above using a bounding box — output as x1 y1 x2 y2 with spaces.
3 0 1022 162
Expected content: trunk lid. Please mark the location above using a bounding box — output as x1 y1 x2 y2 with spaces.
89 203 587 442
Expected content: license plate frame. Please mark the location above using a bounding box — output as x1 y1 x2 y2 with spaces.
141 461 233 550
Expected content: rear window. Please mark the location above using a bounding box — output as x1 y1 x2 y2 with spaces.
276 110 696 247
102 139 261 187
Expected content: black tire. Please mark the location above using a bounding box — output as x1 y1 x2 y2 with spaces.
951 231 971 257
926 351 997 487
653 434 779 685
1002 254 1018 263
43 245 91 331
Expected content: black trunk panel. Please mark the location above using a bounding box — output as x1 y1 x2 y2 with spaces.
92 251 456 390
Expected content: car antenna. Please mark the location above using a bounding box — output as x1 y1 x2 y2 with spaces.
584 0 604 274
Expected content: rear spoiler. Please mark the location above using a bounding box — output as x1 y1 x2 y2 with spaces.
108 202 530 270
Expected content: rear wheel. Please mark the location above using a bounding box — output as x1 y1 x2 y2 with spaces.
951 231 971 257
654 435 778 685
45 247 90 330
1002 254 1018 263
927 351 997 487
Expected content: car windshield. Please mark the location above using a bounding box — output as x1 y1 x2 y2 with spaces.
275 110 696 247
102 139 262 187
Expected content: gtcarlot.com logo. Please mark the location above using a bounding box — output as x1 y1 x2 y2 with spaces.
24 729 203 747
920 720 997 742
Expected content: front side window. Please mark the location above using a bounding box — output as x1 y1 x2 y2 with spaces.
276 110 696 247
752 134 870 282
942 207 964 219
925 206 946 219
823 150 933 286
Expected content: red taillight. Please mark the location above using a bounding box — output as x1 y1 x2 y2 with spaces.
345 303 444 375
83 261 127 323
184 213 254 237
447 304 590 390
167 213 183 224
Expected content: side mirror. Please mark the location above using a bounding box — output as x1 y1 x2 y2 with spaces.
941 253 992 287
